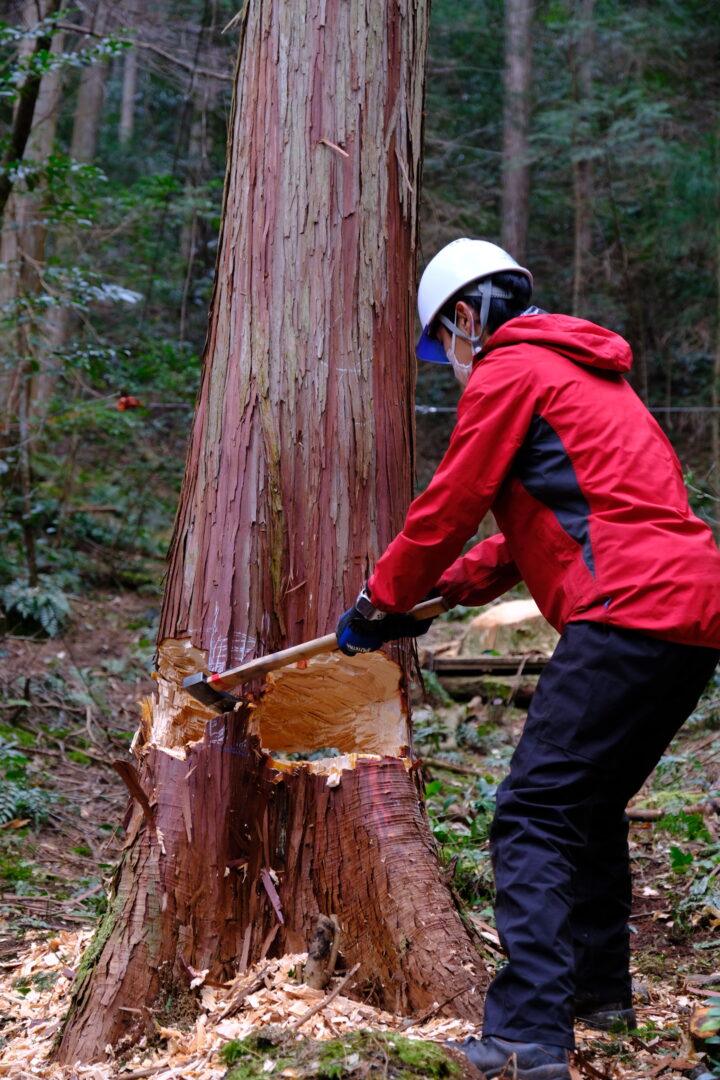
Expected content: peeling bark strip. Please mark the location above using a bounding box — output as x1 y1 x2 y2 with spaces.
112 760 155 832
260 868 285 924
56 1 486 1063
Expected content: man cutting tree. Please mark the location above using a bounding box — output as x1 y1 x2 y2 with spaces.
335 238 720 1080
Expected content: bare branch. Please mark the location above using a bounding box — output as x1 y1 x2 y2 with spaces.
55 23 233 82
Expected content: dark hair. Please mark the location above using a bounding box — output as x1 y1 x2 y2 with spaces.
437 270 533 337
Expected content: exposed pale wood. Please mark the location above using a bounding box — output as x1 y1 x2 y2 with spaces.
59 716 486 1057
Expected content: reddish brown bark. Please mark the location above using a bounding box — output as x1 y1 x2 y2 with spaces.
63 704 484 1053
56 0 486 1063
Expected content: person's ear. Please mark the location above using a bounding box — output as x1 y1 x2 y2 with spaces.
454 301 475 335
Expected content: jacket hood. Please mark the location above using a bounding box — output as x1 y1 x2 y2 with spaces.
484 313 633 373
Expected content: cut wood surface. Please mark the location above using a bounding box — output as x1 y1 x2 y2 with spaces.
469 599 542 628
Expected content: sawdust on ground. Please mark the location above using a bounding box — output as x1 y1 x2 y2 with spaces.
0 927 715 1080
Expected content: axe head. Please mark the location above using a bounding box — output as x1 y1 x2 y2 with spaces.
182 671 245 711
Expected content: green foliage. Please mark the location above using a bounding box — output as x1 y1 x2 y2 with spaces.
669 844 694 873
0 782 54 826
0 578 72 637
414 711 449 752
220 1035 271 1066
660 810 712 844
696 995 720 1079
0 735 55 824
424 772 497 910
0 849 33 882
0 6 225 627
419 670 454 707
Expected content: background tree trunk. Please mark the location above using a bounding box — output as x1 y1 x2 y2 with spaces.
713 139 720 543
70 1 108 163
501 0 533 264
571 0 594 316
56 0 485 1063
119 45 137 146
0 1 64 437
180 83 213 340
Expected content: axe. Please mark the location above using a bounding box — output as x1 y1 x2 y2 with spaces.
182 595 448 711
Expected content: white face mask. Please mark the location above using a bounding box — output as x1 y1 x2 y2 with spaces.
446 332 473 386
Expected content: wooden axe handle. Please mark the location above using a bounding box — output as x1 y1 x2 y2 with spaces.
206 595 449 690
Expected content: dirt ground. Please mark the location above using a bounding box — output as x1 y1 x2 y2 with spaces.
2 593 720 1078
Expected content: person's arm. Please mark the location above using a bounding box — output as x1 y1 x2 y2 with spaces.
368 356 536 612
436 533 521 607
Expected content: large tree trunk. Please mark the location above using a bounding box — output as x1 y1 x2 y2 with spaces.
501 0 534 264
56 0 486 1063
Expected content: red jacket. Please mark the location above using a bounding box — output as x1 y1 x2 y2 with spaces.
368 313 720 648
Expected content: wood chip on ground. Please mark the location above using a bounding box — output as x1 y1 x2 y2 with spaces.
0 929 712 1078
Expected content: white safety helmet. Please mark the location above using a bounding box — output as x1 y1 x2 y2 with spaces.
416 238 533 364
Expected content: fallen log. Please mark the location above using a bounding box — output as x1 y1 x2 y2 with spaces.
425 655 549 676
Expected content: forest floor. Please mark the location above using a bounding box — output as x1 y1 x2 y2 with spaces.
1 589 720 1079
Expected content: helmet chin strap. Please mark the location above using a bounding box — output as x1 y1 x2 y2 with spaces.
438 281 513 385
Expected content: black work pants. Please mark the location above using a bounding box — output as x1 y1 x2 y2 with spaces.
482 621 719 1048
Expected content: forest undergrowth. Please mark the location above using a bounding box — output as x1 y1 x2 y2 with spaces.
1 592 720 1077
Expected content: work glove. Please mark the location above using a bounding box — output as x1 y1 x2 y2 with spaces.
335 606 388 655
335 596 437 657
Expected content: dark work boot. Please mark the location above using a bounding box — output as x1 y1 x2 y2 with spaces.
574 998 636 1031
448 1035 571 1079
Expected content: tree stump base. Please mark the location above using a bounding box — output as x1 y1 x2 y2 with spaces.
56 647 487 1063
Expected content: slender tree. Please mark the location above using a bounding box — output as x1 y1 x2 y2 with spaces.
570 0 594 316
0 1 65 582
118 44 137 145
0 0 62 217
56 0 485 1062
501 0 534 264
70 0 109 163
